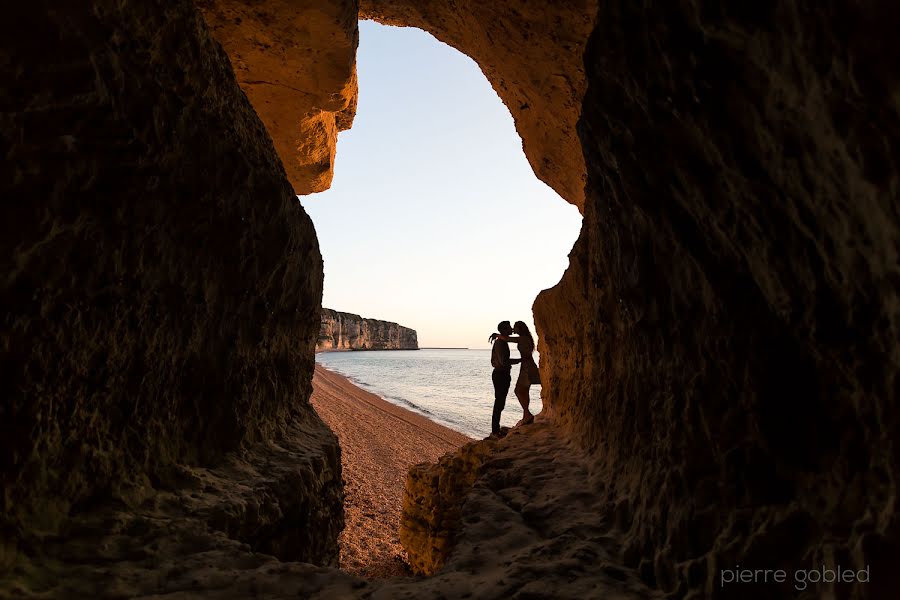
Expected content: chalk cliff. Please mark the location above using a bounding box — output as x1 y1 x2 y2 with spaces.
318 308 418 351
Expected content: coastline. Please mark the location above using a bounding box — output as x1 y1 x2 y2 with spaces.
315 347 421 353
309 364 472 578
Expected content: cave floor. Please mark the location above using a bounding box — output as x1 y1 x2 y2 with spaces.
1 421 658 600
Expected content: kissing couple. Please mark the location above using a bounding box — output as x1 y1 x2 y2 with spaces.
487 320 541 438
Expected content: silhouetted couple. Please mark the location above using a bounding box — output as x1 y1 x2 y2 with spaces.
488 320 541 438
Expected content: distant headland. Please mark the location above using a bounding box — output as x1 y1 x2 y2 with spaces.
317 308 418 351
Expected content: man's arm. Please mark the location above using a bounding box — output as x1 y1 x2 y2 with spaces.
489 333 522 343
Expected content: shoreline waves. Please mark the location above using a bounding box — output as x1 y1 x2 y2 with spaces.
314 349 538 439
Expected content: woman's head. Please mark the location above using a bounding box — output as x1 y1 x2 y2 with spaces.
513 321 532 338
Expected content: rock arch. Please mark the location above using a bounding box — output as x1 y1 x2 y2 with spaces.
198 3 900 592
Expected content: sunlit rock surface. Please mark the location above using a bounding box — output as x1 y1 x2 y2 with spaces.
400 438 496 575
200 0 594 206
317 308 418 351
197 0 358 194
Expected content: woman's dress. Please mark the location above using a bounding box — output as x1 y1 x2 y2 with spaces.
516 337 540 389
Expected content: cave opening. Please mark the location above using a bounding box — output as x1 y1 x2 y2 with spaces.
304 21 583 353
5 1 897 598
299 20 583 578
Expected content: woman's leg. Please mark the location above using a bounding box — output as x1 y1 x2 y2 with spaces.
515 382 533 424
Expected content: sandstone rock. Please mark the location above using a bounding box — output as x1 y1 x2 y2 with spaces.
0 425 657 599
535 2 900 597
197 0 595 207
1 0 339 569
188 417 343 566
399 438 499 575
317 308 418 351
196 0 358 195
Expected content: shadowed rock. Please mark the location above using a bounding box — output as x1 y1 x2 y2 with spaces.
1 0 340 573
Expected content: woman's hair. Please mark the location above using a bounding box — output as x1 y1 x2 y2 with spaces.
513 321 533 340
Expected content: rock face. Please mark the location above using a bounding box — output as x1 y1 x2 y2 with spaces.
535 2 900 597
400 438 496 575
198 0 596 206
2 0 340 571
317 308 418 351
197 0 358 195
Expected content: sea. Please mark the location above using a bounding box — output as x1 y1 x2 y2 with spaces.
314 348 541 439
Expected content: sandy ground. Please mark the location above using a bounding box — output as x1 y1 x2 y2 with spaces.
309 364 472 578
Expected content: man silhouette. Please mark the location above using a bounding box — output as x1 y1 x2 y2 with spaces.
488 321 520 438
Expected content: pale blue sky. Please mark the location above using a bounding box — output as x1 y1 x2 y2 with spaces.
300 21 582 349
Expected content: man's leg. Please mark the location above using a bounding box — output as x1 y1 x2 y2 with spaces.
491 369 511 434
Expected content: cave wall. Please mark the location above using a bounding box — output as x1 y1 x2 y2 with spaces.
534 2 900 597
318 308 418 351
1 0 337 566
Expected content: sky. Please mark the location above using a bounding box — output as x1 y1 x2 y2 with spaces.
299 21 582 349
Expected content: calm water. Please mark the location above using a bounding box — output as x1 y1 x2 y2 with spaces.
315 349 542 439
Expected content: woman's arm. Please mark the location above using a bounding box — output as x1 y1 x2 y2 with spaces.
489 333 522 342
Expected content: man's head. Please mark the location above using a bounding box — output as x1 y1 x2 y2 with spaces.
497 321 513 336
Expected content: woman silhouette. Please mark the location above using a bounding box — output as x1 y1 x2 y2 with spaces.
490 321 540 427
